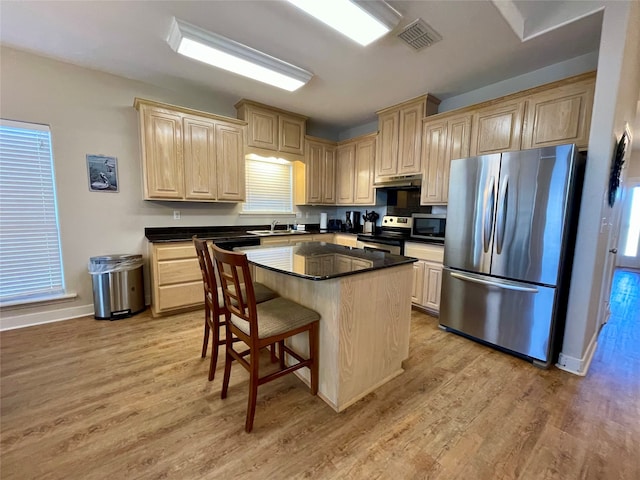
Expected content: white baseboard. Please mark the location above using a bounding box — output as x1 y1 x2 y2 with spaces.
556 334 598 376
0 304 94 331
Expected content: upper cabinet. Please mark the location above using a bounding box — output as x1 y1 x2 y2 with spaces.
304 136 337 205
521 76 595 150
375 95 440 181
469 99 525 156
337 133 376 205
421 112 472 205
134 98 246 202
235 99 307 157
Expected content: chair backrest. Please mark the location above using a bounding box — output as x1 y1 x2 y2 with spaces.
193 236 222 311
211 244 258 337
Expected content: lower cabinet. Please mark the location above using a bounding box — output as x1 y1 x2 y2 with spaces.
333 233 358 247
405 242 444 315
150 241 203 316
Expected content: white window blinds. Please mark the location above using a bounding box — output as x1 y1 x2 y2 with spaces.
0 119 65 303
243 156 293 213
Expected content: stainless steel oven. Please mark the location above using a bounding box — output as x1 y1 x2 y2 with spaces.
356 215 412 255
356 238 402 255
411 213 446 243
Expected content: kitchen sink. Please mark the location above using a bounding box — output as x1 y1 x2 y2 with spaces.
246 229 308 236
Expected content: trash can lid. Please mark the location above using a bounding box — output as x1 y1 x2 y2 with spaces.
89 254 142 264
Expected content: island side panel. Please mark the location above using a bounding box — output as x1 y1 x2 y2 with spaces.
252 267 342 411
337 264 412 408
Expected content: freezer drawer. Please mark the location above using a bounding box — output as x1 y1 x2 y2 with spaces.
440 267 557 363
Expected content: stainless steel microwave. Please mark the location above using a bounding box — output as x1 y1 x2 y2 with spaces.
410 214 446 242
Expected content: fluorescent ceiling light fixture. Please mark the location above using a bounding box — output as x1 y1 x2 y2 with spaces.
167 18 313 91
287 0 401 46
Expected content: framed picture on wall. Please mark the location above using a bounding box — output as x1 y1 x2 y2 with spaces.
87 154 119 192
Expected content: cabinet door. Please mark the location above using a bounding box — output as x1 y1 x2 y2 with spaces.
279 115 305 155
521 80 594 150
397 100 425 175
424 261 443 312
183 116 217 200
246 106 278 151
354 137 376 205
305 141 323 204
215 123 245 201
336 143 356 205
412 260 425 305
141 107 184 199
470 100 524 156
376 110 399 179
421 120 447 205
322 146 337 204
443 114 472 202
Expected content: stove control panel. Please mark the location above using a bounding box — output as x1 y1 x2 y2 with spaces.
382 215 413 229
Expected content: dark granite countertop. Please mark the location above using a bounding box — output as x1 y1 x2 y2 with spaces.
237 242 416 281
144 225 351 243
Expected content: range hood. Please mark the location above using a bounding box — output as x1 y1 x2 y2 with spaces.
373 174 422 188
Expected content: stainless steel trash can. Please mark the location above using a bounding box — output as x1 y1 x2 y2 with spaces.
89 254 145 320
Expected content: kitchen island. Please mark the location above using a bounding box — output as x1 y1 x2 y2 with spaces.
237 242 416 412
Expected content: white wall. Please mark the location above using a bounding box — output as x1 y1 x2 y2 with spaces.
0 47 337 329
558 0 640 374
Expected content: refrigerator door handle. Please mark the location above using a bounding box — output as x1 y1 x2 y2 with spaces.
483 176 496 253
496 175 509 254
450 271 539 293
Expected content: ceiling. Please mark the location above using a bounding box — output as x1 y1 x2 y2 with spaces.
0 1 604 131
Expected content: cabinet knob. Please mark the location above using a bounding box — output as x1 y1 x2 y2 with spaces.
609 248 618 254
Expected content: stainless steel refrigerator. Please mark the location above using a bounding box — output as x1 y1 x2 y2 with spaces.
440 144 584 367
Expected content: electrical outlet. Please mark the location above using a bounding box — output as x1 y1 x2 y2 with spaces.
173 210 181 220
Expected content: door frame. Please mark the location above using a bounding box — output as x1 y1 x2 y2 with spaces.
616 176 640 269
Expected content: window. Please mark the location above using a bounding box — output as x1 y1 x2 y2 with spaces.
242 154 293 213
0 119 65 305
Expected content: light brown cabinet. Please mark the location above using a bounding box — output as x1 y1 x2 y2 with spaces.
470 99 525 156
337 133 376 205
405 242 444 315
135 98 246 202
421 113 471 205
521 77 595 150
375 95 440 181
149 241 203 316
305 137 336 205
235 99 307 157
333 233 358 247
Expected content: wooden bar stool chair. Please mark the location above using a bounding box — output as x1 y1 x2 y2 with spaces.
212 244 320 433
193 237 277 381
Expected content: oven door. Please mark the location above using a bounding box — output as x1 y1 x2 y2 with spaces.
356 239 402 255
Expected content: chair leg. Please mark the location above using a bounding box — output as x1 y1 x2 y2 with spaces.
208 314 221 381
278 340 285 369
221 322 233 399
309 322 319 396
201 304 210 358
245 347 260 433
269 344 277 363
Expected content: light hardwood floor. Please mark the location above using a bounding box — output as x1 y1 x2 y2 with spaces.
1 274 638 479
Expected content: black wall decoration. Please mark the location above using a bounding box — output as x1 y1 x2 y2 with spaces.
608 130 630 207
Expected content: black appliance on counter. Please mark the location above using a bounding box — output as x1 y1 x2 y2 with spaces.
356 215 412 255
410 213 446 243
345 211 361 233
327 219 343 231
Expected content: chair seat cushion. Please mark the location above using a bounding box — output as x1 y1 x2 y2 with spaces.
230 297 320 339
211 282 278 308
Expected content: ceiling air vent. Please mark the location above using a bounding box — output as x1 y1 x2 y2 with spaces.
397 19 442 51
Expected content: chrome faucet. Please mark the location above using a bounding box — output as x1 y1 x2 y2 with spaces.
271 220 279 232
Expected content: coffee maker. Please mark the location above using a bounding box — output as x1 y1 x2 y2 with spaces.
345 211 361 233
